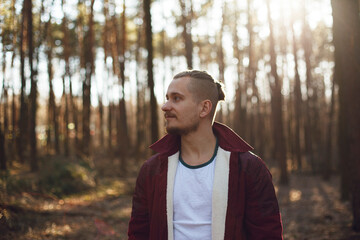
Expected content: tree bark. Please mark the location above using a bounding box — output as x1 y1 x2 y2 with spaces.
46 33 60 155
179 0 193 69
1 42 9 167
301 3 315 172
144 0 159 144
322 76 335 180
0 125 6 170
290 2 303 171
62 76 69 156
331 0 360 231
232 0 247 138
216 2 226 124
135 4 145 157
19 0 28 163
118 0 130 164
62 4 71 156
266 0 288 185
331 0 351 201
27 0 38 171
82 0 95 156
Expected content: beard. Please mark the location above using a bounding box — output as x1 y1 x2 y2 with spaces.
166 119 200 136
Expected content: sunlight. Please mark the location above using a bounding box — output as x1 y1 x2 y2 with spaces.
289 189 302 202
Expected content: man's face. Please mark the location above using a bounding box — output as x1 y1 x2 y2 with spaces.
161 77 201 135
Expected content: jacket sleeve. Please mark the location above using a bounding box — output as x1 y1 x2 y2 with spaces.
244 155 283 239
128 162 150 240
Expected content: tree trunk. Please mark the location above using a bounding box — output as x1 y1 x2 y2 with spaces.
19 0 28 163
331 0 360 231
232 0 247 138
0 125 6 170
266 0 288 185
216 2 226 124
144 0 159 144
46 35 60 155
62 76 69 156
98 97 104 148
247 0 263 155
322 76 335 180
179 0 193 69
301 3 315 172
1 43 9 167
135 7 145 158
27 0 38 171
62 5 71 156
82 0 95 156
291 3 303 171
331 0 351 201
108 102 113 152
0 48 7 169
118 0 130 170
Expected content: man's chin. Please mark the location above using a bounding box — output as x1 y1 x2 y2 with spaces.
165 127 181 135
165 123 199 136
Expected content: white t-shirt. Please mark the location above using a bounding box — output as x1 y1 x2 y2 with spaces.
173 146 218 240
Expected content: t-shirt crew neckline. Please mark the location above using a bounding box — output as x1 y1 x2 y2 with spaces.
179 139 219 169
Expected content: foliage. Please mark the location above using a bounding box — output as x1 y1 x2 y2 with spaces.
0 157 97 198
37 157 97 197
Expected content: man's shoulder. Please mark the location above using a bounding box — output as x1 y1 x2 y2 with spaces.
237 151 270 174
139 153 168 176
141 153 160 168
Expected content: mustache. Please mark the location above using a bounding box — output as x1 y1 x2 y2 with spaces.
164 112 176 118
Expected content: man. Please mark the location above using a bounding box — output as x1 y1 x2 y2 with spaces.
128 70 283 240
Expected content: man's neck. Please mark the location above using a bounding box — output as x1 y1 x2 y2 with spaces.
180 123 217 166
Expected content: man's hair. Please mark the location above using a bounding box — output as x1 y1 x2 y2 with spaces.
173 70 225 118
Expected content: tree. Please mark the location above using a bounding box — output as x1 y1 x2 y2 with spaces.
290 1 303 171
46 20 60 155
144 0 159 144
82 0 95 156
27 0 38 171
118 0 130 161
18 0 28 163
179 0 193 69
0 123 6 170
215 2 226 124
232 0 247 141
301 2 315 172
134 1 146 157
246 0 264 156
1 40 9 170
331 0 360 231
266 0 288 185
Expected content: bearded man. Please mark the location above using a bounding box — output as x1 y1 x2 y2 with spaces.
128 70 283 240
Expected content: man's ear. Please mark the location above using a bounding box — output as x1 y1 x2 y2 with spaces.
199 100 212 118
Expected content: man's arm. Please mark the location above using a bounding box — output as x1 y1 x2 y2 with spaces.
128 163 150 240
244 155 283 239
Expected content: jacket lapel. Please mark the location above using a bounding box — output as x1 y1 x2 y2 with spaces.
166 151 179 240
212 147 231 240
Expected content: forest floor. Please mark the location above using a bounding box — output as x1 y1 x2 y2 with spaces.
1 158 360 240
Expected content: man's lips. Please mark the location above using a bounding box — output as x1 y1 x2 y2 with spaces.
164 113 176 119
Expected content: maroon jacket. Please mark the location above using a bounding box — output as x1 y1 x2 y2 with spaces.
128 122 283 239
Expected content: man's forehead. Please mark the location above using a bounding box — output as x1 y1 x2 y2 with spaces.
166 77 190 93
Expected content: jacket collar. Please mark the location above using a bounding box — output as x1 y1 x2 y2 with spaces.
150 121 253 155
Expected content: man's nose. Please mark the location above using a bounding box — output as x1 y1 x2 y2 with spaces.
161 101 171 111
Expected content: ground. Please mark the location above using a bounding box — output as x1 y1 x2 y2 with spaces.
1 168 360 239
277 173 360 240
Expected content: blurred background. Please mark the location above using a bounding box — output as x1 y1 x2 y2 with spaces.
0 0 360 239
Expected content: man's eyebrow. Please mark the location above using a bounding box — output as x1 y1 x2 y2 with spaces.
167 92 184 98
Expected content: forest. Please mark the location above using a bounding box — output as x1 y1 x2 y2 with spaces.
0 0 360 239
